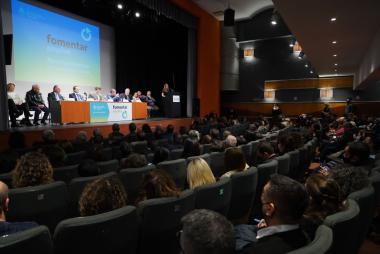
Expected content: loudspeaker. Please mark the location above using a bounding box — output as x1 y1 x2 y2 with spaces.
3 34 12 65
224 8 235 26
192 98 200 117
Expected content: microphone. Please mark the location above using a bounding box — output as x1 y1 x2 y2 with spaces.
84 92 88 100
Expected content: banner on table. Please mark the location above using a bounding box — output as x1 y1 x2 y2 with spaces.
90 102 132 123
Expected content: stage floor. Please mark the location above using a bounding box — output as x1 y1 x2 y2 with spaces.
0 117 193 151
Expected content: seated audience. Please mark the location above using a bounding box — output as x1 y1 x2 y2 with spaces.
224 135 237 149
72 131 91 152
41 145 66 168
180 209 235 254
342 141 373 171
154 125 165 140
0 181 38 236
153 147 170 165
119 141 132 159
90 128 104 145
277 135 296 155
302 174 345 238
25 84 50 125
59 140 75 154
125 123 139 143
122 153 148 168
136 170 180 204
7 83 32 127
12 152 54 188
78 159 101 177
210 128 224 152
183 138 201 158
256 142 277 165
79 177 127 216
89 144 108 162
200 134 212 145
139 124 155 147
222 147 249 178
187 158 216 189
108 123 124 145
33 129 58 148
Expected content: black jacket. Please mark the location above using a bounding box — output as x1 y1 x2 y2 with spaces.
48 92 64 103
26 90 45 107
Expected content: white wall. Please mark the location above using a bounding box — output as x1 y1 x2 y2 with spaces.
1 0 115 101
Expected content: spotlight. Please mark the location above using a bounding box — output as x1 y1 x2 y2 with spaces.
117 3 123 10
333 54 337 57
310 70 314 74
334 63 338 66
305 64 309 68
332 41 337 44
271 20 277 26
330 17 337 22
135 12 141 18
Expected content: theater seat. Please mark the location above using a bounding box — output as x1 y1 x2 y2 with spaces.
97 159 119 174
0 225 53 254
186 153 210 165
64 151 87 166
297 147 308 179
67 172 117 217
209 152 225 177
276 153 290 176
200 144 211 154
249 140 260 165
239 143 252 164
323 199 360 254
131 141 149 154
286 225 333 254
347 186 376 253
53 164 79 183
169 148 184 160
228 167 258 222
119 165 156 204
7 181 69 232
157 159 187 189
137 190 195 254
101 147 114 161
288 150 300 179
53 206 139 254
193 177 231 216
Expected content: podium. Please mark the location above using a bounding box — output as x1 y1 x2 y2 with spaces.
163 92 181 118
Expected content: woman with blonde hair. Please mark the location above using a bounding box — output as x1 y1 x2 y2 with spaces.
12 152 54 188
187 158 216 189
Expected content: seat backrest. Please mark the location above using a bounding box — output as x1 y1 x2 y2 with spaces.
65 151 86 166
193 177 231 216
68 172 117 217
157 159 187 189
138 190 195 254
370 171 380 207
7 182 69 232
288 150 300 179
155 139 168 147
239 144 252 164
297 147 308 178
347 186 376 252
187 153 211 165
53 206 139 254
286 225 333 254
323 199 360 254
131 141 148 154
250 140 260 165
97 159 119 174
209 152 225 177
119 165 156 204
276 153 290 176
228 167 258 221
53 165 79 183
0 225 53 254
201 144 212 154
101 147 114 161
170 148 184 160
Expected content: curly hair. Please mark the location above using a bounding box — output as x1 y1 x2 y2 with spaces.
79 177 127 216
12 152 53 188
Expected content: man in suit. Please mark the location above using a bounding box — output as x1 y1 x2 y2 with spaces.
69 86 85 101
47 85 64 102
256 142 277 166
242 175 309 254
107 88 121 102
120 88 132 102
25 84 50 125
88 87 105 101
47 85 64 124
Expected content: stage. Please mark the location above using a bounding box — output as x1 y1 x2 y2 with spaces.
0 117 193 152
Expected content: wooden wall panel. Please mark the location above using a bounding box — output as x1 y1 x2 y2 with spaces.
265 76 353 90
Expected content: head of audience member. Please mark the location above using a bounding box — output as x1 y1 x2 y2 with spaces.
304 174 345 224
12 152 54 188
153 147 170 165
187 158 216 189
188 130 200 142
183 139 201 158
223 130 232 140
53 85 61 94
60 140 75 153
200 134 212 145
136 170 180 203
147 90 152 97
110 89 117 96
261 174 308 227
343 141 370 166
8 131 26 150
210 128 220 140
120 141 132 158
155 125 164 139
0 181 9 220
257 142 276 162
7 83 15 93
224 147 246 173
142 124 152 134
180 209 235 254
125 88 130 96
79 177 127 216
42 129 56 145
224 135 237 149
92 128 104 144
123 153 148 168
41 145 66 168
32 84 40 94
112 123 121 133
95 87 102 94
277 135 295 155
328 165 370 199
78 159 101 177
76 131 88 144
129 123 137 134
73 86 80 93
166 124 174 134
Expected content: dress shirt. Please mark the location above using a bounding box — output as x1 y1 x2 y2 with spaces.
256 224 300 240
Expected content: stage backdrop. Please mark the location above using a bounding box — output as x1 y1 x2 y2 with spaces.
1 0 115 100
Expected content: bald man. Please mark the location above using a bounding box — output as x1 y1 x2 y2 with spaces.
25 84 50 125
0 181 38 236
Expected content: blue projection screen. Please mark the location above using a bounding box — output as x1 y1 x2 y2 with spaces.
11 0 101 86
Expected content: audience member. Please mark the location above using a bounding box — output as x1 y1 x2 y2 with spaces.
277 135 296 155
342 141 373 171
78 159 101 177
154 125 165 140
183 138 201 158
79 177 127 216
119 141 132 159
180 209 235 254
122 153 148 168
108 123 124 145
153 147 170 165
125 123 138 143
59 140 75 154
41 145 66 168
12 152 54 188
187 158 216 189
210 128 224 152
72 131 91 152
0 181 38 236
256 142 277 165
34 129 57 148
222 147 249 178
224 135 237 149
90 128 104 145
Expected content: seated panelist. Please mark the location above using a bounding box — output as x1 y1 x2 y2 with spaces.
120 88 132 102
107 89 121 102
69 86 85 101
25 84 50 126
88 87 105 101
47 85 64 102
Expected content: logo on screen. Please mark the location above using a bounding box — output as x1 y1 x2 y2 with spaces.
122 111 128 119
81 27 92 42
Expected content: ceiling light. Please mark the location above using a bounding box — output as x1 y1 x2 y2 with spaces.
271 20 277 26
305 64 309 68
334 63 338 66
332 41 337 44
289 43 294 47
333 54 338 57
334 69 338 72
310 70 314 74
330 17 337 22
135 12 141 18
117 3 123 10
